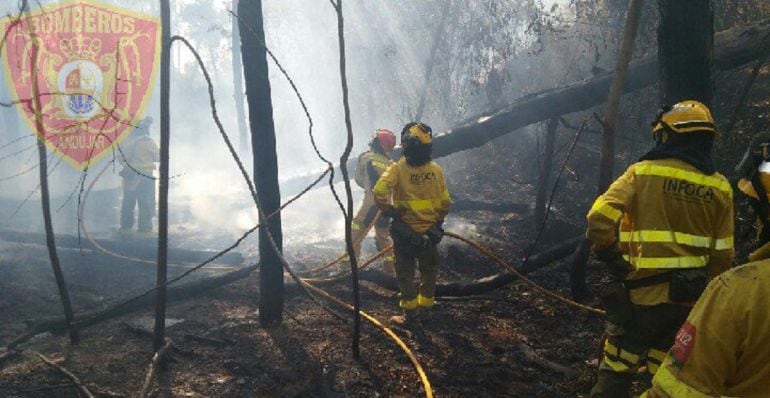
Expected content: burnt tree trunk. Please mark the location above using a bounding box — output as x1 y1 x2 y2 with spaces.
534 118 558 227
414 1 453 120
239 0 284 326
28 12 78 344
231 0 249 158
332 0 362 359
570 0 645 300
280 20 770 196
724 55 768 137
658 0 713 106
153 0 171 352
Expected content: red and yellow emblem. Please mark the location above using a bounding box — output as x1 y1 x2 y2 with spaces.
1 0 160 168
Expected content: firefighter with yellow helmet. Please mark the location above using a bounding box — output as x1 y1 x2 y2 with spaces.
373 122 451 310
349 129 397 274
585 101 734 397
642 136 770 397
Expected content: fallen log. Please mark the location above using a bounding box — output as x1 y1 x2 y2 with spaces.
359 235 582 296
5 234 580 350
0 228 244 266
281 19 770 195
4 265 257 350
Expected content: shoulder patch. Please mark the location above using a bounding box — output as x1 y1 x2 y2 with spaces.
671 321 696 368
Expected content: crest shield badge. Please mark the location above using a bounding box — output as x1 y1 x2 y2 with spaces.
2 0 160 169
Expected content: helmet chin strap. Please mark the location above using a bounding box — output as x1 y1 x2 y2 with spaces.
653 120 676 144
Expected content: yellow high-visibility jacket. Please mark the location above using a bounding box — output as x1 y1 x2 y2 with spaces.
355 151 391 191
642 248 770 398
121 135 159 175
586 158 734 306
373 158 451 233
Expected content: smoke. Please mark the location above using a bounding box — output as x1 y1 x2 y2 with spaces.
0 0 598 253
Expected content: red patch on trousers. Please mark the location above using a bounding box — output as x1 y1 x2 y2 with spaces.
671 321 696 367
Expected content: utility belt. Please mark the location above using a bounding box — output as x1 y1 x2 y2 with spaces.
389 217 443 253
600 268 709 325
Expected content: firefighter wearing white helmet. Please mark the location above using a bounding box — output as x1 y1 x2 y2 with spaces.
586 101 734 397
348 129 397 274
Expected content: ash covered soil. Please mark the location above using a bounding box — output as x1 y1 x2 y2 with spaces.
0 149 646 398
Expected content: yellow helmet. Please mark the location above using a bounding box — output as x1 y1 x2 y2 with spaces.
652 100 716 136
738 176 770 200
738 159 770 200
401 122 432 146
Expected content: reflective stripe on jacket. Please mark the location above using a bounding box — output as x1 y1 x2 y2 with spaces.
586 158 734 305
373 158 451 233
355 151 391 190
643 251 770 398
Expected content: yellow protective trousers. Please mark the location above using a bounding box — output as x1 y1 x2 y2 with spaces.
590 303 691 398
392 238 438 302
351 192 394 273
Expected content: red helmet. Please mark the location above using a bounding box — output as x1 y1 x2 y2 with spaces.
374 129 396 152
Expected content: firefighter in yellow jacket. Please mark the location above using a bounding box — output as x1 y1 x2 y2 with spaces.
643 147 770 397
349 129 397 274
373 122 451 310
585 101 734 397
119 117 159 233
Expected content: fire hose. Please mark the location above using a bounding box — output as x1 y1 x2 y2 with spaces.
78 160 234 270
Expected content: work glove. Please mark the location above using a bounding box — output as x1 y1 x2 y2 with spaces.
595 245 631 281
414 234 431 251
425 223 445 246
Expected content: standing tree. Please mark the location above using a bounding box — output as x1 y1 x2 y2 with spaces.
659 0 713 105
238 0 284 326
414 2 454 121
570 0 646 300
534 118 558 227
231 0 249 158
25 0 79 344
153 0 172 352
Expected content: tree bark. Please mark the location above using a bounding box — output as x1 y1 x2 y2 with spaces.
332 0 362 359
571 0 645 300
29 28 79 344
414 1 453 121
724 55 768 137
535 119 558 226
280 19 770 195
231 0 249 158
153 0 171 352
239 0 284 326
658 0 713 106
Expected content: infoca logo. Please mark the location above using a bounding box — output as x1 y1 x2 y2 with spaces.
410 172 436 184
663 178 714 201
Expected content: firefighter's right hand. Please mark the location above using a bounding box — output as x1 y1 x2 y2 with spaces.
595 245 631 280
595 244 622 263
